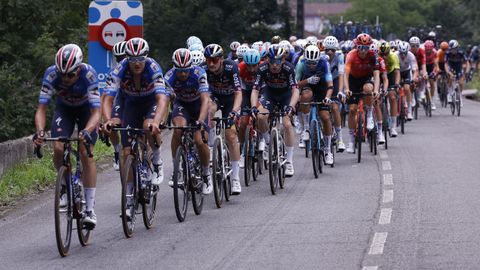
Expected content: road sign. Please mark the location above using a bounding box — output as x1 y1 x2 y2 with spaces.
88 1 143 93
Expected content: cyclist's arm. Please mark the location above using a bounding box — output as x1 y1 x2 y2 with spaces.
85 107 101 134
35 104 47 133
382 72 389 92
251 72 263 107
295 62 308 88
288 69 299 107
344 57 352 92
198 92 209 123
338 54 345 93
231 66 243 113
394 69 400 86
373 70 380 93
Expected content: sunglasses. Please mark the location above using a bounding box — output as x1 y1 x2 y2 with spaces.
358 45 369 51
325 49 336 53
176 67 191 73
400 52 408 56
306 60 318 66
128 56 147 63
60 67 79 78
270 59 283 65
206 57 222 64
411 44 419 48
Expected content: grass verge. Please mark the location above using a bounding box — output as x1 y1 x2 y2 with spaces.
466 72 480 100
0 142 113 207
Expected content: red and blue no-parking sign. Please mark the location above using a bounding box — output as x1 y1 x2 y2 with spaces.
88 1 143 92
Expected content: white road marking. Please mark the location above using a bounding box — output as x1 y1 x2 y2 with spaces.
379 208 392 225
382 161 391 171
379 151 388 159
362 267 379 270
369 232 388 255
383 174 393 186
383 189 393 203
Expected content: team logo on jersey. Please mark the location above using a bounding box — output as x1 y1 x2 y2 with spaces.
86 71 96 84
150 62 160 72
47 71 57 82
55 117 62 126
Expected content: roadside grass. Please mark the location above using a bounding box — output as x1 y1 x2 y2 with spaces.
0 141 113 206
466 72 480 100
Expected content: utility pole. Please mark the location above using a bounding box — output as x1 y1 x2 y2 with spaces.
296 0 304 37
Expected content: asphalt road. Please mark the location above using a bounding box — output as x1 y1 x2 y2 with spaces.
1 98 479 270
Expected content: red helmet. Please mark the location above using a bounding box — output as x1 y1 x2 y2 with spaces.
355 33 372 46
424 40 435 50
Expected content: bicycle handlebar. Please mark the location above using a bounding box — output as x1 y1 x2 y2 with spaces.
34 137 93 159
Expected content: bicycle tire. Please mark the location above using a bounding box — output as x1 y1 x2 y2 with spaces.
55 166 72 257
243 129 251 187
251 134 259 181
223 142 231 202
173 147 188 222
268 129 279 195
400 100 405 134
191 170 204 215
357 112 363 163
77 186 91 246
121 155 137 237
450 91 456 115
278 139 286 189
373 129 377 156
456 96 461 117
311 121 319 178
330 137 335 168
142 165 157 229
212 137 224 208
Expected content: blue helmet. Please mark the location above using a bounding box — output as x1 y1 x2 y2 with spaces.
204 44 223 58
268 44 285 60
243 49 261 65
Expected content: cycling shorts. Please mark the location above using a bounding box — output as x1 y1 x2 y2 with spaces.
51 104 98 144
347 75 372 105
172 99 202 125
400 70 412 85
259 89 291 112
121 99 157 147
211 94 235 118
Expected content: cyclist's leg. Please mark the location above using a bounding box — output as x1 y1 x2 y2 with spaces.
208 97 218 147
388 88 397 131
331 78 344 147
220 96 241 183
299 87 313 135
319 108 332 148
50 105 75 171
238 90 252 146
257 95 271 142
363 81 375 129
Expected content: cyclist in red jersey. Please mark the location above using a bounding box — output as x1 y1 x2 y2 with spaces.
424 40 439 110
344 33 381 153
409 36 428 116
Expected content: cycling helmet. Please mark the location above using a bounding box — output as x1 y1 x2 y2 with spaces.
243 49 261 65
398 41 410 53
289 36 297 43
186 36 202 48
188 43 204 53
428 31 436 38
204 44 224 58
230 41 241 51
355 33 372 46
271 35 281 44
370 43 378 54
306 35 318 44
303 45 321 61
251 41 263 52
190 50 204 66
389 40 397 49
112 41 127 57
236 44 249 59
268 44 285 59
296 39 307 50
409 36 421 46
424 40 435 50
172 48 192 69
440 41 449 50
378 41 390 54
449 39 459 49
323 36 339 50
55 44 83 74
125 38 149 57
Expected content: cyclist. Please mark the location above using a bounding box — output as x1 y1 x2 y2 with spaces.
238 49 262 166
235 44 250 65
378 40 400 137
202 44 243 195
228 41 241 61
103 38 168 191
251 44 299 176
469 45 479 71
397 41 419 120
323 36 347 151
409 36 428 120
101 41 126 171
371 42 388 144
344 33 381 153
296 45 335 164
191 50 205 66
437 41 449 74
164 48 213 194
445 39 470 106
34 44 101 227
424 40 439 110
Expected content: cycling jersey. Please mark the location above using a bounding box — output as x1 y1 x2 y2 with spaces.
201 59 241 96
425 49 437 65
344 49 380 78
295 58 333 82
238 61 257 92
377 56 387 74
326 51 345 79
39 63 100 108
446 49 468 69
107 58 166 103
437 49 447 63
255 62 297 95
164 66 209 102
381 52 400 74
411 47 426 68
396 51 418 72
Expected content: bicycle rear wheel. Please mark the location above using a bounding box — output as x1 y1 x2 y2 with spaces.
77 186 91 246
212 137 225 208
243 130 251 187
268 129 280 195
456 91 461 116
356 112 363 163
251 134 259 181
278 138 286 189
173 148 189 222
55 166 72 257
121 155 137 238
450 92 456 115
311 121 319 178
223 145 232 202
142 168 157 229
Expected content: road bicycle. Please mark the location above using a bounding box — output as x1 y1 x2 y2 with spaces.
210 117 233 208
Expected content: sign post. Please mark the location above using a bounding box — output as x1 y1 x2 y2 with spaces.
88 1 143 92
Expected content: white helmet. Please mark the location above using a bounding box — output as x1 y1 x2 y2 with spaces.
125 38 149 57
398 41 410 53
230 41 241 51
409 36 421 46
251 41 264 52
304 45 320 61
370 43 378 53
323 36 339 50
306 35 318 43
236 44 249 59
112 41 127 57
172 48 192 69
289 35 298 43
55 44 83 74
188 43 204 53
190 50 204 66
186 36 202 48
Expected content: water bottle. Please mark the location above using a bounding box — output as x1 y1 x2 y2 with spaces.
139 165 148 188
72 170 81 203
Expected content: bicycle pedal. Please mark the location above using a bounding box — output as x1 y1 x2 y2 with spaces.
83 223 95 230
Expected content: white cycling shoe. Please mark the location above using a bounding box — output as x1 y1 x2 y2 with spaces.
231 179 241 195
285 162 294 177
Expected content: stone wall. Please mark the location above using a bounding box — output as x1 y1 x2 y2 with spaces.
0 136 35 178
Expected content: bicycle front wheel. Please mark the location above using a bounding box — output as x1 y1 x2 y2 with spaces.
356 112 363 163
311 121 320 178
142 172 157 229
243 130 251 187
55 166 72 257
173 147 189 222
121 155 137 238
268 129 280 195
212 137 225 208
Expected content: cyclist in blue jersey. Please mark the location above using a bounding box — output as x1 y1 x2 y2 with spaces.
445 39 470 105
202 44 243 195
164 48 213 195
103 38 168 193
34 44 101 227
228 41 240 61
296 45 335 165
101 41 126 171
251 44 299 176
